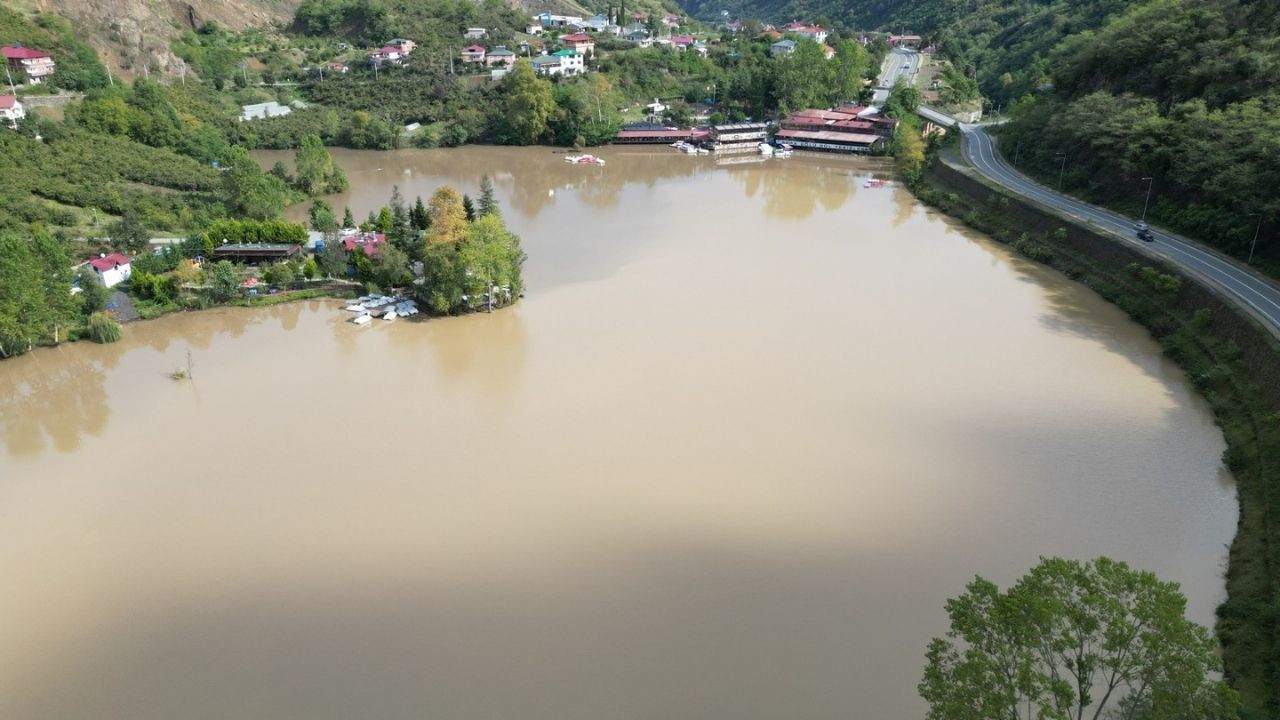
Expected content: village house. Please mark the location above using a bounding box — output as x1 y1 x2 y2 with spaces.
534 12 584 28
485 46 516 67
560 33 595 57
889 34 923 48
3 45 55 84
661 14 682 27
341 231 386 258
371 39 414 67
692 40 709 57
622 26 652 47
793 25 829 43
531 49 584 77
324 61 350 74
0 95 25 127
461 45 486 64
87 253 131 289
525 23 544 35
771 39 796 57
388 39 417 54
671 34 696 51
464 27 487 39
580 14 620 34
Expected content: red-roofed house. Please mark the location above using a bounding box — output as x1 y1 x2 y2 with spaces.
3 45 54 84
88 253 131 288
341 232 386 258
0 95 24 126
370 45 406 67
461 45 486 63
561 32 595 56
671 34 695 50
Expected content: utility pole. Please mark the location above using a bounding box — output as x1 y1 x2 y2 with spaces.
1140 177 1154 222
1013 141 1021 166
1249 214 1264 264
1055 152 1067 191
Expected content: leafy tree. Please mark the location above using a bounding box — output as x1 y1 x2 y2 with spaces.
372 243 410 289
221 147 287 220
375 206 395 233
920 556 1240 720
302 256 318 280
206 260 240 302
294 133 347 194
77 267 110 315
318 240 348 278
108 210 150 253
0 233 76 355
310 199 339 233
426 186 469 245
494 60 554 145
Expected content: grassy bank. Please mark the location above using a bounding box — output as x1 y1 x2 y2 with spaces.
914 159 1280 718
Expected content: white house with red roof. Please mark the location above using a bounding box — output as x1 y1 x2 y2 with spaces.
88 253 131 289
0 95 24 127
341 232 386 258
371 40 414 67
3 45 54 84
671 34 696 50
560 32 595 56
461 45 486 63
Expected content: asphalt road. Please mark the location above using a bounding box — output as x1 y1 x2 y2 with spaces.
873 48 921 106
961 124 1280 335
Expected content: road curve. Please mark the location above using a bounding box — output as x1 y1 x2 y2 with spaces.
960 124 1280 335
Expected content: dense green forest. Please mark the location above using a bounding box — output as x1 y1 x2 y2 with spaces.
927 0 1280 271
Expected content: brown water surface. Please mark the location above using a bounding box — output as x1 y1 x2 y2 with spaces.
0 147 1235 719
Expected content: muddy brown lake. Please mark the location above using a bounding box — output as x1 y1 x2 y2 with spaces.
0 146 1235 719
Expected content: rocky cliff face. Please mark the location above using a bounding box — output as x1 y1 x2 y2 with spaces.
32 0 300 78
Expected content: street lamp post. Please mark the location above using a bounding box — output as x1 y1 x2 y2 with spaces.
1140 177 1154 222
1055 153 1067 191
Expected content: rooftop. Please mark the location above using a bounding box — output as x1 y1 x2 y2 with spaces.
88 253 130 271
3 45 51 60
0 95 16 109
775 129 882 144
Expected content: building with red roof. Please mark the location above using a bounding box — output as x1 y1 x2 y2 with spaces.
671 34 695 49
461 45 486 63
561 32 595 56
87 253 132 288
0 94 24 126
3 45 54 84
341 232 386 258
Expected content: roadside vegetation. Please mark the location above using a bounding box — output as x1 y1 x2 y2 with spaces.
917 158 1280 718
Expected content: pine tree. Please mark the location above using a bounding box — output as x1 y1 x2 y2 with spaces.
478 175 499 218
343 206 356 229
462 194 476 222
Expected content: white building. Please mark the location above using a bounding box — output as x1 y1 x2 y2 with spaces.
0 95 25 127
530 50 584 77
88 253 132 289
465 27 487 39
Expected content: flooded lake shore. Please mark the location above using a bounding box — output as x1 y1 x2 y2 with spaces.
0 147 1235 720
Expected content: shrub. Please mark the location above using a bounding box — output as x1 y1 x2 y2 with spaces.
87 311 122 343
